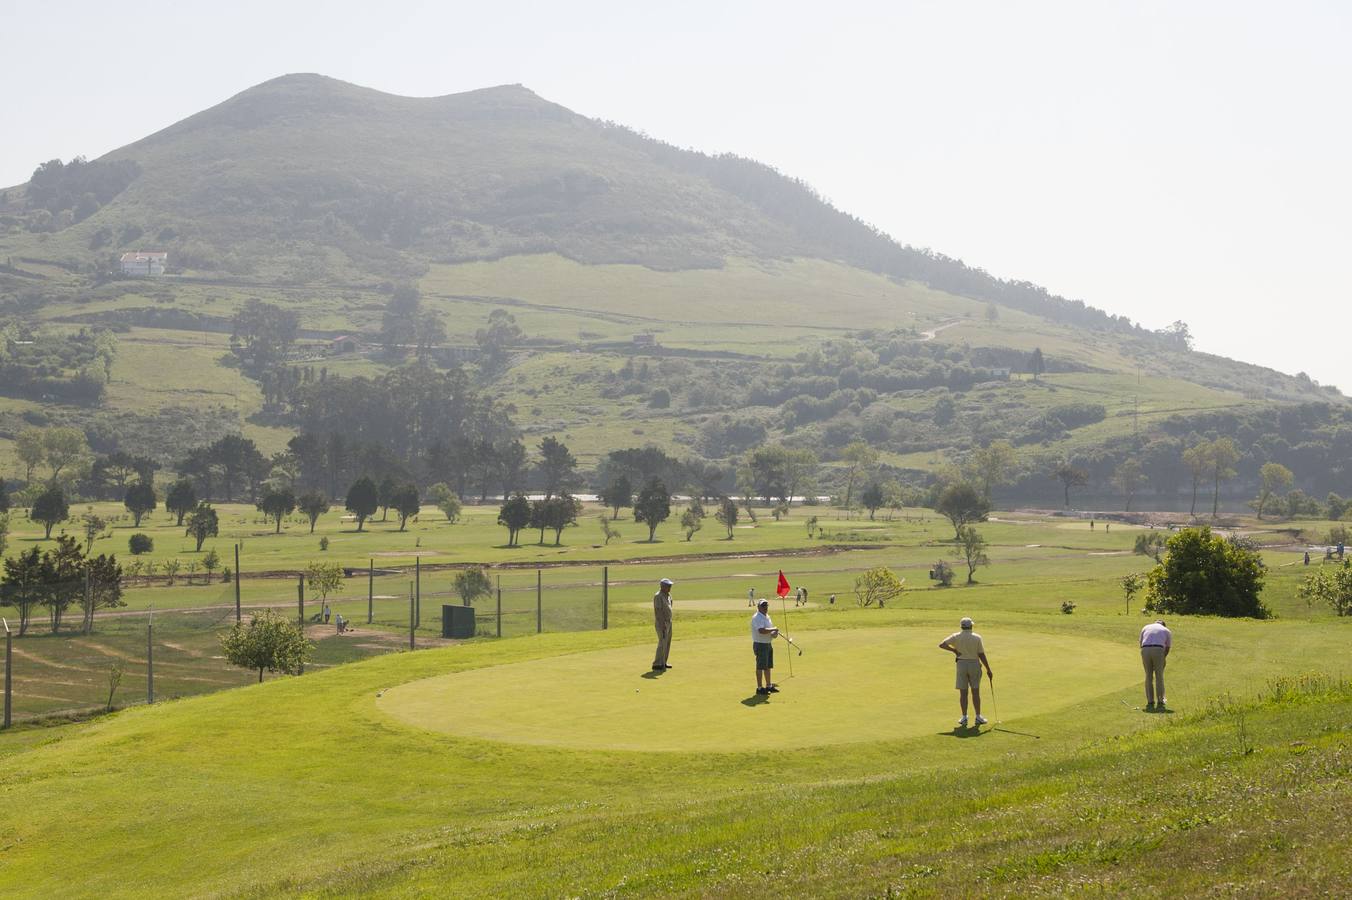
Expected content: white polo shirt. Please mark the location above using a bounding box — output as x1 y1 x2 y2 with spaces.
1140 622 1171 649
751 610 775 642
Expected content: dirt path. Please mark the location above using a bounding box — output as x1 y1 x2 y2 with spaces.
919 319 965 341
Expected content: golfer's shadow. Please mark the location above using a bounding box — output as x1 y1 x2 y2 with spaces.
939 727 988 739
640 669 665 679
740 693 769 707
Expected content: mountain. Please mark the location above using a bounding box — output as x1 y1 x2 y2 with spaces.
0 75 1346 506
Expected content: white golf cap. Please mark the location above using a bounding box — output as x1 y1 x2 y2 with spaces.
659 578 674 586
960 617 974 630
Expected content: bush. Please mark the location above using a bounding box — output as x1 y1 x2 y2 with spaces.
128 533 153 555
931 560 955 587
319 536 330 551
1145 526 1269 618
1060 600 1076 614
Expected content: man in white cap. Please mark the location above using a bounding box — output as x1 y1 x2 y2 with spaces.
939 617 994 729
751 599 779 695
652 578 674 671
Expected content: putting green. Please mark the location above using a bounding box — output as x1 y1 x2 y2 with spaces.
378 627 1142 752
624 598 820 612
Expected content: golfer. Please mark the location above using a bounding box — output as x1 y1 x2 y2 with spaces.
751 599 779 695
1139 619 1171 710
748 587 756 608
652 578 674 671
939 617 993 728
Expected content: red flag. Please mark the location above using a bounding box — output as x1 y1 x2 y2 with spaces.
776 570 791 598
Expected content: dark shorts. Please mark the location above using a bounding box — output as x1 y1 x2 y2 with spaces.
753 641 774 669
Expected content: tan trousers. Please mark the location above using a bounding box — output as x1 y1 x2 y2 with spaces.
1141 646 1167 705
653 622 672 668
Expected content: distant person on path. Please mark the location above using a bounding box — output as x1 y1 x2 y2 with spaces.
829 593 835 605
335 613 346 633
652 578 674 671
939 617 993 728
748 587 756 608
1305 551 1311 565
752 599 779 695
1139 619 1172 711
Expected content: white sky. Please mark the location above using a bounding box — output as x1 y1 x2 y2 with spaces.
4 1 1349 390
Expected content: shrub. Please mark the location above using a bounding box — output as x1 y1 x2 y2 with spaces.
931 560 955 587
1145 527 1269 618
1060 600 1076 614
128 533 153 555
319 536 330 551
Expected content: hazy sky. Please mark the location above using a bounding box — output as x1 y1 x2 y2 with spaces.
5 1 1349 389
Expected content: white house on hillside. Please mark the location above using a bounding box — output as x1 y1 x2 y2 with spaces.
120 251 167 276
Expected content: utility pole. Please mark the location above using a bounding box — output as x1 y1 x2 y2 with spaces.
602 566 609 630
297 574 305 628
146 604 154 705
496 575 502 638
415 557 421 629
408 582 415 651
3 618 11 728
537 568 542 634
367 559 374 625
234 544 241 623
83 568 92 635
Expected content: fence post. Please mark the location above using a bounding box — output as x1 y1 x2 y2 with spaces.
234 544 241 624
368 559 374 624
537 568 542 634
84 567 92 635
408 582 415 651
297 574 305 628
415 557 421 629
496 575 502 638
603 565 609 630
3 618 11 728
146 606 154 705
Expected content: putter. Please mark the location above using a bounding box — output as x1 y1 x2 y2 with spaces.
1120 699 1141 712
778 632 804 655
989 671 998 725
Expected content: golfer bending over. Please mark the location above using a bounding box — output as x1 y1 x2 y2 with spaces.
1139 619 1171 710
652 578 674 671
751 599 779 695
939 617 993 728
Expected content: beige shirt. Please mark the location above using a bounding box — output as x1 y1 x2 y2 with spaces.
653 590 672 626
943 630 985 660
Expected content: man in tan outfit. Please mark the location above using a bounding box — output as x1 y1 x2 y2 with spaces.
652 578 674 671
1139 619 1171 710
939 617 993 729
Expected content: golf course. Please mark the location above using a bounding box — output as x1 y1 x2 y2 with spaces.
2 501 1350 896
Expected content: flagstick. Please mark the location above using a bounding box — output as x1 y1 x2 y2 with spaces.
780 578 793 679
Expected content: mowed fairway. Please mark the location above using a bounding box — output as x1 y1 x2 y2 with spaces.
381 626 1138 751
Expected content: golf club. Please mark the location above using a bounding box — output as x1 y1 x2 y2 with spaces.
989 670 998 724
1120 698 1141 712
777 632 804 655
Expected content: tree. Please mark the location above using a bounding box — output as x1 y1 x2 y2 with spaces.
0 511 9 560
426 483 462 525
533 494 581 545
537 437 578 499
41 426 91 485
305 562 344 606
32 485 68 539
0 477 8 513
932 559 955 587
933 482 991 540
1206 437 1240 518
680 506 704 541
297 491 330 533
124 481 157 527
475 308 524 371
1144 526 1268 618
1253 462 1294 520
40 535 83 632
966 440 1018 501
1182 442 1209 517
860 482 885 520
1052 462 1088 509
599 516 622 545
165 478 197 527
15 427 44 483
345 477 379 532
391 483 421 531
185 503 219 552
1112 459 1145 511
715 496 739 539
1121 572 1146 614
82 552 124 633
1028 347 1045 380
633 478 672 542
600 475 633 520
80 509 107 553
219 609 313 683
257 487 297 534
128 533 153 555
957 526 990 584
203 549 221 581
840 441 879 510
854 566 905 607
231 300 299 373
1134 531 1167 562
1298 559 1352 616
453 568 493 606
0 547 45 635
498 493 532 547
377 476 397 522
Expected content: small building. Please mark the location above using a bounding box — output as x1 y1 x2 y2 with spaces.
330 335 360 354
120 251 167 276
